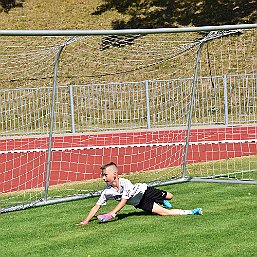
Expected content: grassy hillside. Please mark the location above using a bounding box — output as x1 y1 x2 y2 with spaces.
0 1 255 87
0 1 256 131
0 0 123 30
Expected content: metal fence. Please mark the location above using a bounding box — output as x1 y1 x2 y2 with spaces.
0 73 256 136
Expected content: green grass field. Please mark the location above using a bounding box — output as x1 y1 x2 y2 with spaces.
2 182 257 257
1 2 257 256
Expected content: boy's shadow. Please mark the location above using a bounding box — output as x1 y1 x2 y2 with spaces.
98 211 151 224
118 211 151 220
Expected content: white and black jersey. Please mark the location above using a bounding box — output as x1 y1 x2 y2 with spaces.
96 178 147 207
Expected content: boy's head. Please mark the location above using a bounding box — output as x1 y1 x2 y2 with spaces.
100 162 118 185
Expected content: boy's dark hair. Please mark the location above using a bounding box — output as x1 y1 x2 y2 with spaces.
100 162 117 172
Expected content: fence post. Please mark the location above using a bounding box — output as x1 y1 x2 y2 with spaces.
145 80 151 129
223 74 229 125
69 85 76 133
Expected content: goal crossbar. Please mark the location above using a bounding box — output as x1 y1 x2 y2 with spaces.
0 24 256 36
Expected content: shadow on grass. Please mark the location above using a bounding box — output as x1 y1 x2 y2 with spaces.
97 211 151 224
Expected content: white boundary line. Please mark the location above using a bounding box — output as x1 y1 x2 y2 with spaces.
0 139 257 154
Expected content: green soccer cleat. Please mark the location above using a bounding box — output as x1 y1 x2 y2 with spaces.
163 200 172 209
192 208 203 215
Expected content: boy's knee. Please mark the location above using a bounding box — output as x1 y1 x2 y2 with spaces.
166 192 173 199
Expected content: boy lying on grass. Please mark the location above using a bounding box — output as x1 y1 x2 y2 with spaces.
80 162 202 225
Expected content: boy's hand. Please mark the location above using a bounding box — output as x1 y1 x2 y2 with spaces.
97 212 116 222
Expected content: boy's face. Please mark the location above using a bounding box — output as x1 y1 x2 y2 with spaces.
101 166 118 185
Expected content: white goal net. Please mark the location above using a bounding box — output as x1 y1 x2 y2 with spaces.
0 25 256 212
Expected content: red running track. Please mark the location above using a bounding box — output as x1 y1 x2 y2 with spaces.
1 125 257 193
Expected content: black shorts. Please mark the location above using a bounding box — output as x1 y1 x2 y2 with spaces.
135 187 167 213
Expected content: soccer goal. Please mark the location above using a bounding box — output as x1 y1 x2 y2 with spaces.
0 24 257 212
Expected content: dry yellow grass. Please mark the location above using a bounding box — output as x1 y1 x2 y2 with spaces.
0 0 124 30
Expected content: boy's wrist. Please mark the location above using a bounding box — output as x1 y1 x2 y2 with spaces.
109 212 116 217
80 219 89 225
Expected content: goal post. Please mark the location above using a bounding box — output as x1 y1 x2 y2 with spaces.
0 24 257 212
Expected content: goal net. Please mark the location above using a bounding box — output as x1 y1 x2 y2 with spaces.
0 25 256 212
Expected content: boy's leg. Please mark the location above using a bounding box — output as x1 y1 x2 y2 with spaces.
146 187 173 208
151 203 202 216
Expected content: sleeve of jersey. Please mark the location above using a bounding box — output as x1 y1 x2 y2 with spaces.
122 180 134 200
96 190 107 206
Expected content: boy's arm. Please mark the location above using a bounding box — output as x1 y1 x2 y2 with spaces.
111 198 127 215
80 204 101 225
